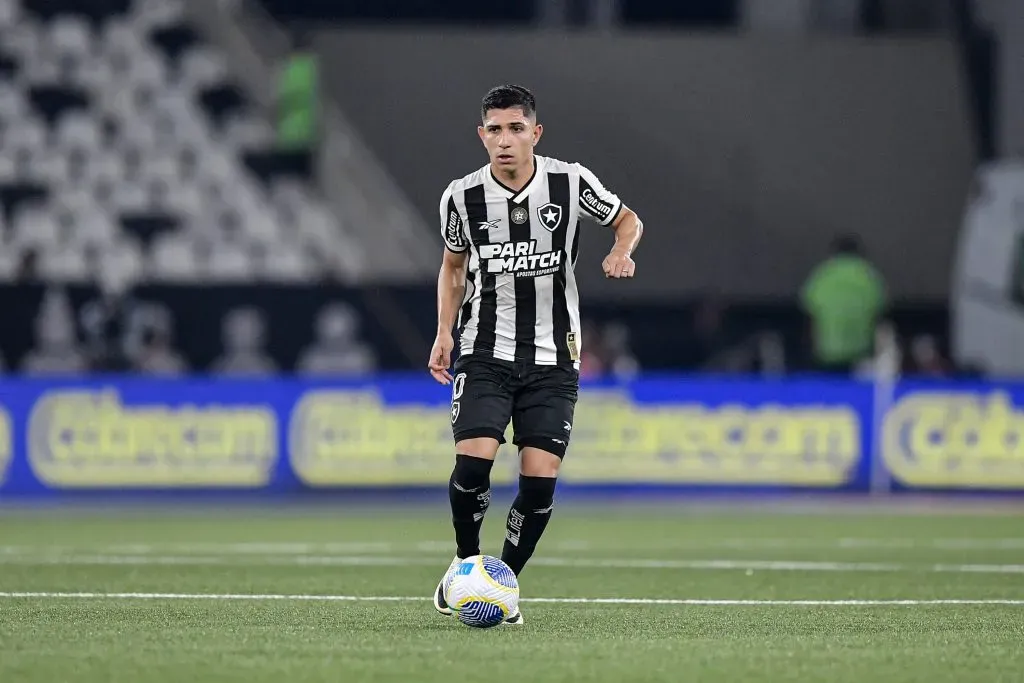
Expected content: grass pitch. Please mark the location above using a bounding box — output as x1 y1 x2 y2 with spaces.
1 500 1023 682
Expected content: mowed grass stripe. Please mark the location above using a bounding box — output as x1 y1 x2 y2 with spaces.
1 591 1024 606
6 537 1024 555
3 553 1024 574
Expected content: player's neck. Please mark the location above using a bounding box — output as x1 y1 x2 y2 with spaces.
490 156 536 193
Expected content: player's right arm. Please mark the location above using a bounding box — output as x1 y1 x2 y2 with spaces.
429 183 469 385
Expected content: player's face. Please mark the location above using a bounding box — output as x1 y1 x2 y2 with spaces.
478 108 542 173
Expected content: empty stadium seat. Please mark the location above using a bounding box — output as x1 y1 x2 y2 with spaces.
0 246 17 280
48 15 94 57
0 0 21 28
0 0 348 287
42 244 89 281
0 154 16 184
12 205 62 248
257 244 311 282
151 232 198 281
207 241 254 281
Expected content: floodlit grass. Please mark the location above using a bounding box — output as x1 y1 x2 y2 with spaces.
1 504 1022 682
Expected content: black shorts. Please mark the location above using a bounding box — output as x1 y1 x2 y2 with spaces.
449 354 579 458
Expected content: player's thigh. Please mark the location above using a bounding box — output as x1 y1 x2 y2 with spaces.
511 365 579 459
450 356 515 453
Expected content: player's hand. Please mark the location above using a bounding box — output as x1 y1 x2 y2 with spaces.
428 331 455 384
602 249 636 279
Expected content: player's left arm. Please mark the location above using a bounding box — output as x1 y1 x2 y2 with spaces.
576 163 643 279
603 206 643 279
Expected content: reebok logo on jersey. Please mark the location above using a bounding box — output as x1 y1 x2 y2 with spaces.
480 240 563 277
477 219 501 231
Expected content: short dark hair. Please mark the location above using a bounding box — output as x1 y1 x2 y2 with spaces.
481 85 536 120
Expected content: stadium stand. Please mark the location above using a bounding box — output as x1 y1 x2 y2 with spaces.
0 0 352 286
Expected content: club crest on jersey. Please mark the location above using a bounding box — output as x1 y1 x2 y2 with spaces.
510 206 529 225
537 203 563 232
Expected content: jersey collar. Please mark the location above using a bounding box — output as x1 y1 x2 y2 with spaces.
487 155 544 204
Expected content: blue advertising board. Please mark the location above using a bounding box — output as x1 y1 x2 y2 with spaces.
881 380 1024 491
0 375 1018 498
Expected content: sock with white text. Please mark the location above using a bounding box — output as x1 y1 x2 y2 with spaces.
500 475 556 575
448 454 494 559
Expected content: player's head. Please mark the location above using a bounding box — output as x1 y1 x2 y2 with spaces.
478 85 542 173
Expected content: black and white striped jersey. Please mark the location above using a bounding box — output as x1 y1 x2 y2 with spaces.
439 155 623 367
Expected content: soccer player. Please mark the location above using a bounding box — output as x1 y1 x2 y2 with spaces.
427 85 644 625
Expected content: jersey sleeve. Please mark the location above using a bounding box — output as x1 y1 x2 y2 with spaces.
576 164 623 226
439 182 468 253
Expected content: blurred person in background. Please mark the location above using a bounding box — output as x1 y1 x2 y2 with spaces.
800 234 887 374
14 249 39 284
601 321 640 380
753 331 786 375
130 307 189 377
679 294 733 371
578 319 607 378
904 334 952 378
853 321 901 380
79 273 137 373
21 288 89 375
211 307 278 376
297 302 377 375
276 26 319 181
678 294 763 373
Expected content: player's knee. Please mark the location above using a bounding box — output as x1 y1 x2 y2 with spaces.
518 474 557 510
452 453 494 489
454 436 502 460
519 445 562 478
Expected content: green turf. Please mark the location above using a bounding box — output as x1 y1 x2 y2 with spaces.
1 504 1023 682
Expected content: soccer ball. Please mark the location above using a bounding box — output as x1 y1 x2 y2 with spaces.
443 555 520 628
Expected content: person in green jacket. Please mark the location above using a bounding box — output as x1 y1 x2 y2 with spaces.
277 29 318 152
800 235 888 374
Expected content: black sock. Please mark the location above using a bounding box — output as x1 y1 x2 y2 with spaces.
501 475 556 575
449 454 494 559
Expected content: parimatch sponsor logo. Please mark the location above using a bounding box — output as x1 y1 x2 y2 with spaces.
480 240 563 277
